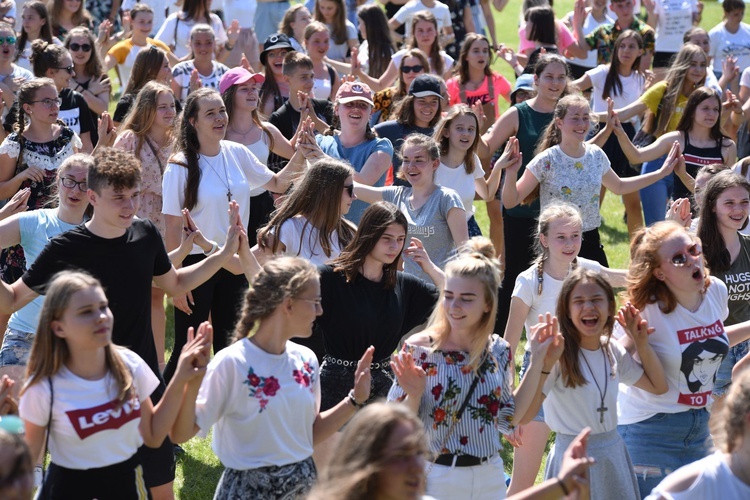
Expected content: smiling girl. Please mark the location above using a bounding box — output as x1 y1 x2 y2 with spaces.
303 22 339 101
161 88 305 384
313 0 357 63
523 269 667 500
48 0 93 39
19 271 209 499
0 78 81 293
354 134 468 282
433 105 505 237
15 1 61 73
170 24 229 103
609 43 709 226
369 48 429 125
614 86 736 213
279 4 311 53
696 172 750 411
572 30 646 236
503 93 678 266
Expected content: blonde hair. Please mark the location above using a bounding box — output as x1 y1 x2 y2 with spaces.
22 272 134 407
533 204 583 295
233 257 319 341
429 237 502 372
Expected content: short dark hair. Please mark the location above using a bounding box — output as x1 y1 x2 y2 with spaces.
89 148 142 193
723 0 745 12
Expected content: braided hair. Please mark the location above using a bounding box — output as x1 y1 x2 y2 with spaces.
14 78 58 173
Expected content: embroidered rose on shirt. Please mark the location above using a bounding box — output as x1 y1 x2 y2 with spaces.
243 366 281 413
293 361 315 392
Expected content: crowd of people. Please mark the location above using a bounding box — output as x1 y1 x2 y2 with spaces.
0 0 749 499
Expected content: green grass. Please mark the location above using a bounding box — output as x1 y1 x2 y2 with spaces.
159 2 728 496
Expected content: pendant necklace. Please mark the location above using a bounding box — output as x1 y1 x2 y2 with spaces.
201 148 232 202
580 345 609 424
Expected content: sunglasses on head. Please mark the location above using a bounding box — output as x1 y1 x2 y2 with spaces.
344 184 354 197
69 43 91 52
669 243 702 267
0 36 17 45
401 64 424 74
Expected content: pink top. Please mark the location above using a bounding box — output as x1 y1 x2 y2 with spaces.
518 21 575 53
446 73 511 120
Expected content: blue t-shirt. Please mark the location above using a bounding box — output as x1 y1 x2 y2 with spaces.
8 209 78 333
316 134 394 224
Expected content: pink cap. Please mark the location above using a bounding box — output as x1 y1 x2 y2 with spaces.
219 67 265 94
335 81 374 106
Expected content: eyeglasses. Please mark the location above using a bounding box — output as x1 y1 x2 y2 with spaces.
30 98 62 108
344 184 354 197
401 65 424 74
60 177 87 191
0 36 17 45
69 43 91 52
669 243 702 267
56 65 74 74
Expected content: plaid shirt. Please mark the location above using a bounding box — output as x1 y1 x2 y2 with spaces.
584 17 655 65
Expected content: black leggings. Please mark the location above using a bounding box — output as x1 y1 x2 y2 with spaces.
580 228 609 267
163 254 247 383
495 214 537 337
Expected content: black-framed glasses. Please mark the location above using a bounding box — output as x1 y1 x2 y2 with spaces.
0 36 17 45
60 177 87 191
344 184 354 197
401 65 424 74
30 98 61 109
669 243 702 267
56 65 74 74
69 43 91 52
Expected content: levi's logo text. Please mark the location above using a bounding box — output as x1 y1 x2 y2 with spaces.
66 397 141 439
676 320 729 407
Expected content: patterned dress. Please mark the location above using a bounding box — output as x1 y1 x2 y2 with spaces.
0 128 81 283
388 334 515 457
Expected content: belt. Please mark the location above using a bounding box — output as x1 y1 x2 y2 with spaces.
323 355 391 370
434 454 494 467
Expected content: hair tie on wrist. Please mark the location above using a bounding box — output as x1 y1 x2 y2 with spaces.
556 477 570 496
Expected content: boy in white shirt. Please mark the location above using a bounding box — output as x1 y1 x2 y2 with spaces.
388 0 454 45
709 0 750 81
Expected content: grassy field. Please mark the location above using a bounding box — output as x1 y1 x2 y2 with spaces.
160 1 728 496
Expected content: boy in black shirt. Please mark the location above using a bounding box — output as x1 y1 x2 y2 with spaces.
0 148 243 499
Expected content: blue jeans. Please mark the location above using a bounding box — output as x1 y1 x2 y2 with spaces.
640 154 672 226
519 351 545 422
714 339 750 396
618 409 711 498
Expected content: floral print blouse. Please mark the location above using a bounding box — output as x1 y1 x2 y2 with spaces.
113 130 171 239
388 334 515 457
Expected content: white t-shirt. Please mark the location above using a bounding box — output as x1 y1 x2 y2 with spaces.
654 0 698 53
435 155 484 219
171 60 230 101
513 258 603 353
616 277 730 425
392 48 454 77
122 0 179 36
393 0 452 38
645 452 750 500
18 349 158 469
526 144 610 232
708 22 750 73
154 12 228 59
567 11 613 68
216 0 257 27
543 340 644 435
275 215 344 265
587 64 645 121
162 140 274 253
195 338 320 470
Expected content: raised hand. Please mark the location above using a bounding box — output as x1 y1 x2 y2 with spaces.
352 346 374 403
470 100 486 130
0 188 30 220
189 69 202 93
665 198 692 229
494 136 522 172
659 141 681 177
402 237 431 269
616 302 654 348
557 428 596 498
96 112 117 149
573 0 586 29
172 321 213 384
0 374 18 415
390 350 427 400
227 20 241 46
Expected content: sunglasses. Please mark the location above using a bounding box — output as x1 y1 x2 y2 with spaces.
0 36 16 45
344 184 354 197
401 65 424 74
56 65 74 74
669 243 702 267
69 43 91 52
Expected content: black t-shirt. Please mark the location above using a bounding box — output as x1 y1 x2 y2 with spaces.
313 265 438 361
267 98 334 171
57 87 95 139
22 219 172 377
